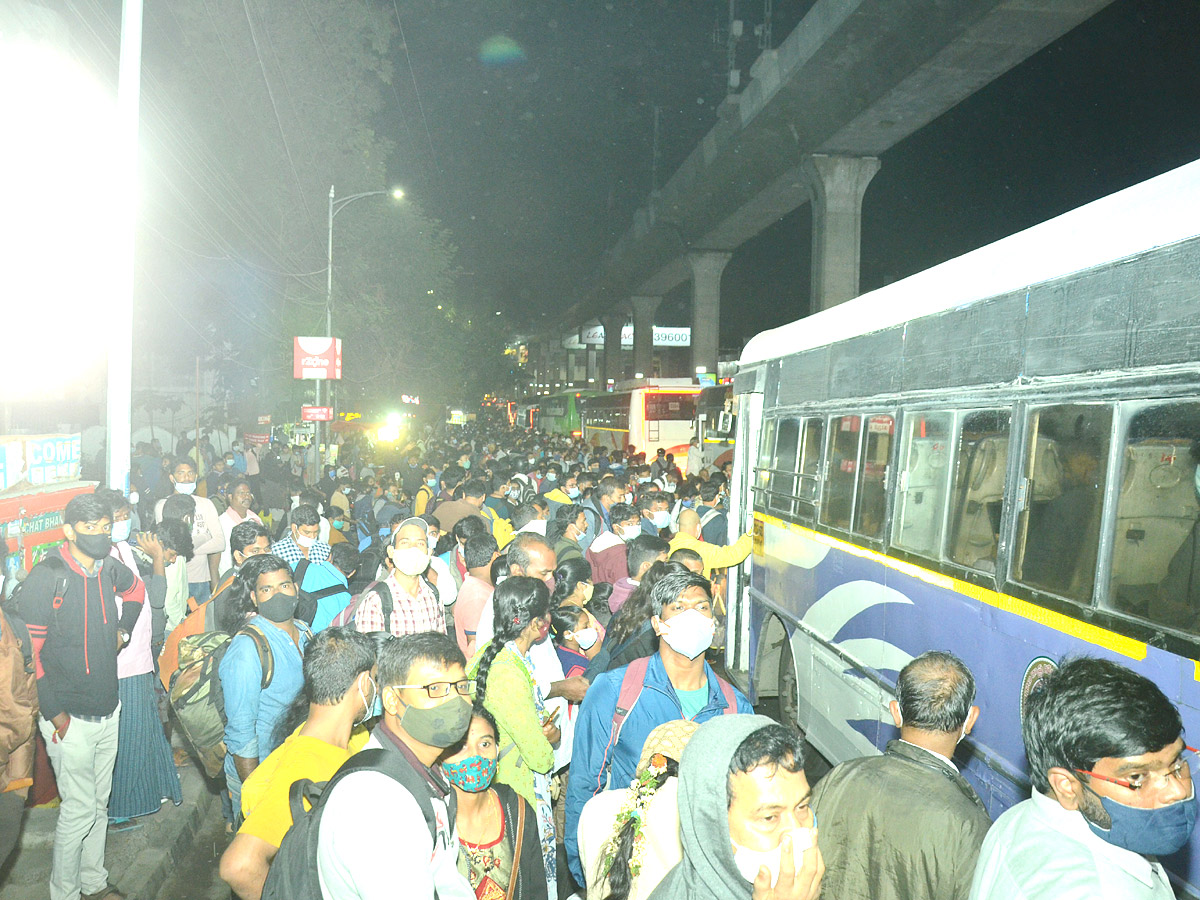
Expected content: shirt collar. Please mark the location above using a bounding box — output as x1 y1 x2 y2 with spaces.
1028 788 1163 887
897 739 957 772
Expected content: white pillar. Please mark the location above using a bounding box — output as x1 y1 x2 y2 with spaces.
630 296 662 378
804 154 880 311
689 251 732 377
600 314 625 386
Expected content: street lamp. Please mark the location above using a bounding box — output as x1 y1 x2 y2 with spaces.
321 185 404 466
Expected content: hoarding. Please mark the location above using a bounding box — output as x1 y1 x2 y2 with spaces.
301 406 334 422
293 336 343 380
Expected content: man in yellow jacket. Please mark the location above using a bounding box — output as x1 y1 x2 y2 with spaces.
667 508 752 580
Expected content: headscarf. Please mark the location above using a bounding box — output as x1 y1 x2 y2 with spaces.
648 714 778 900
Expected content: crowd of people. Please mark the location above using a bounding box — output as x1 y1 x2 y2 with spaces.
0 422 1196 900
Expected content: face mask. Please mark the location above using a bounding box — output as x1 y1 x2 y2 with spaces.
732 827 817 886
1085 784 1198 856
619 525 641 542
658 608 716 659
651 510 671 529
332 519 345 530
393 547 432 577
226 458 235 466
566 487 581 499
442 755 498 792
427 534 438 552
546 472 557 481
397 693 472 748
110 520 132 543
356 674 378 726
461 460 471 470
73 532 113 561
426 478 437 488
580 582 595 602
638 477 651 484
174 481 197 495
257 589 299 623
295 533 316 548
665 483 677 494
569 627 599 651
128 491 140 506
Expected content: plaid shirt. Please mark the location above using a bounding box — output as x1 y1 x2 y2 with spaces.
271 535 331 571
355 572 445 637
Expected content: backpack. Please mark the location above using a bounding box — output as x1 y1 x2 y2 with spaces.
4 556 69 671
261 746 446 900
158 570 237 691
292 560 350 628
168 623 273 779
0 604 38 793
607 655 738 752
328 580 393 631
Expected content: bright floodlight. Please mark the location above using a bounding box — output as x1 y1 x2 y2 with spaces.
391 188 405 200
386 412 403 427
1 38 128 397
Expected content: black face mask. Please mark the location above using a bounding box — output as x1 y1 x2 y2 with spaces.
73 533 112 561
257 590 299 623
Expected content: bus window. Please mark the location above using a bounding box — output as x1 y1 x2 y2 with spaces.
768 419 801 518
947 409 1011 572
854 415 894 538
1014 404 1113 603
820 415 862 531
796 418 825 522
1108 402 1200 634
893 412 953 558
754 418 777 512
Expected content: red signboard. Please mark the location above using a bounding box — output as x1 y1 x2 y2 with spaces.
301 406 334 422
293 336 343 380
242 432 271 446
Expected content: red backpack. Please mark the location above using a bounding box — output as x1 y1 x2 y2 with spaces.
607 655 738 750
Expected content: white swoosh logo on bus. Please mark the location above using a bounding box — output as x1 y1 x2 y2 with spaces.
802 580 913 639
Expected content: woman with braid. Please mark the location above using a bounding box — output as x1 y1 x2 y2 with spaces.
469 576 560 898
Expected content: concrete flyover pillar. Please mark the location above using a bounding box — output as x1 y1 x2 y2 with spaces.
566 348 578 385
688 251 732 377
599 313 625 387
804 154 880 311
630 296 662 378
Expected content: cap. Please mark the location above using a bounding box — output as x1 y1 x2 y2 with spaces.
394 516 429 536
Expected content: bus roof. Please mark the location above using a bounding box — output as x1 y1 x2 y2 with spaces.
740 157 1200 367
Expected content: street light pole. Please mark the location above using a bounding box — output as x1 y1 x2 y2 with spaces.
322 185 404 473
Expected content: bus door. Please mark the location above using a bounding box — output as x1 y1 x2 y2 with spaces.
728 385 764 672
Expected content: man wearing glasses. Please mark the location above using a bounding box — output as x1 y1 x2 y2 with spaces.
971 657 1195 899
317 632 475 900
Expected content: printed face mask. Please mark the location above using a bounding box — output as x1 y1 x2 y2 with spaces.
657 608 715 659
442 755 497 792
732 827 817 886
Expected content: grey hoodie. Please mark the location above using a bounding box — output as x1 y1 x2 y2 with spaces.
648 714 778 900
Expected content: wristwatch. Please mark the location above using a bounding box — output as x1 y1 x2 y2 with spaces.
117 628 131 644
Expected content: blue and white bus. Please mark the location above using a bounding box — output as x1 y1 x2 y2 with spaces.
727 158 1200 895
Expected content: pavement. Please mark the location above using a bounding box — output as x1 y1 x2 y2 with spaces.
0 758 223 900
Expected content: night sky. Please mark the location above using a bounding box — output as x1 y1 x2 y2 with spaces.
47 0 1200 373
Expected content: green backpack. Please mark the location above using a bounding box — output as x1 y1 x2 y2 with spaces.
168 624 272 779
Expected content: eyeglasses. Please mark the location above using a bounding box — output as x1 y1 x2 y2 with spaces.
1075 746 1199 792
392 679 475 699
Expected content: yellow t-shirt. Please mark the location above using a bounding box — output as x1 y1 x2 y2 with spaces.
239 725 371 848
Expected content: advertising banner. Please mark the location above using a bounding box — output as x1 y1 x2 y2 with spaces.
301 406 334 422
293 337 343 380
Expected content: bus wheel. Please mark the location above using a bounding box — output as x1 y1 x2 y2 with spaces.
778 634 800 732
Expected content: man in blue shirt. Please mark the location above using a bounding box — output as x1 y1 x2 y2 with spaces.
301 542 359 632
219 554 310 820
565 569 752 885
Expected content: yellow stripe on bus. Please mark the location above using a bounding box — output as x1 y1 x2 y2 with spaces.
752 512 1149 663
585 427 630 433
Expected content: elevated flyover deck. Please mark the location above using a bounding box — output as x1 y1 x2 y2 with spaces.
564 0 1115 378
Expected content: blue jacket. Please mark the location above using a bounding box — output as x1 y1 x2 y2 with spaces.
564 651 752 884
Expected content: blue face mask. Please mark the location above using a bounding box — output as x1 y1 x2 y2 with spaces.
1086 785 1198 856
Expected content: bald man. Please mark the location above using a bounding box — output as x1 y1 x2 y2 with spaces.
667 508 753 580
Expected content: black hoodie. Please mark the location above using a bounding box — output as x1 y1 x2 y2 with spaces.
22 545 142 721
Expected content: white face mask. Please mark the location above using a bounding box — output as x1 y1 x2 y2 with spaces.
568 627 599 651
651 510 671 529
664 483 677 493
393 546 432 577
657 608 715 659
174 481 197 495
427 534 438 552
110 520 132 543
619 525 641 542
128 491 140 506
295 532 316 548
732 827 817 885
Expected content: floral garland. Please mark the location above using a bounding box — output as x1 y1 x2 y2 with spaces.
601 753 669 881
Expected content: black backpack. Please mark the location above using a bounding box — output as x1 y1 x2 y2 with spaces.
260 746 446 900
5 556 71 670
292 560 350 628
